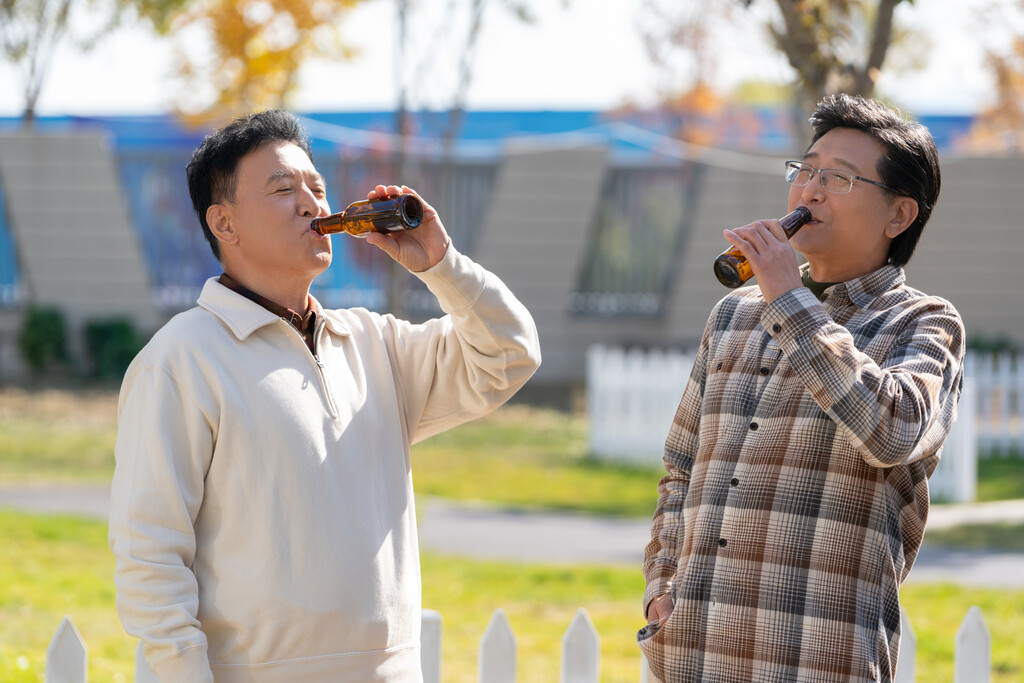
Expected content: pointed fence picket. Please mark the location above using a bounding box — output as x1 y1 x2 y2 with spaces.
561 608 600 683
479 608 517 682
895 608 917 683
45 617 86 683
955 606 992 683
48 605 993 681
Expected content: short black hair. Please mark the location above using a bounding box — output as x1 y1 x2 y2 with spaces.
186 110 313 261
807 94 941 267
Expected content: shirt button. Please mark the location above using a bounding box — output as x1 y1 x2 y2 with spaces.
772 323 781 333
749 422 759 431
759 366 770 375
716 362 723 370
731 478 739 487
718 538 727 547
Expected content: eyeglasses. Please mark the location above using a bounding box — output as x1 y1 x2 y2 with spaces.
784 160 902 195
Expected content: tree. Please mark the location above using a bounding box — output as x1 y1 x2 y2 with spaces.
385 0 556 316
0 0 102 126
637 0 926 144
766 0 912 111
961 0 1024 154
130 0 365 120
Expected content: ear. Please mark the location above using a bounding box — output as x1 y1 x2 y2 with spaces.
206 204 240 247
884 196 919 239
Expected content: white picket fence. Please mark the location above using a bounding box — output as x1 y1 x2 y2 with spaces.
587 347 1021 503
44 605 993 681
967 352 1024 454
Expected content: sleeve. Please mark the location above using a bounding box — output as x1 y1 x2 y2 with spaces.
107 363 216 682
382 244 542 444
761 286 965 468
641 316 711 616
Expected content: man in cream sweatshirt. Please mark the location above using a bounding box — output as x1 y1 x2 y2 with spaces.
108 110 541 682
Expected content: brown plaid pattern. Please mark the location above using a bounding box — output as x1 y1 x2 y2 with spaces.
641 265 965 682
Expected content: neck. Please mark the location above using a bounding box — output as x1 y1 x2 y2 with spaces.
221 266 311 313
806 255 887 284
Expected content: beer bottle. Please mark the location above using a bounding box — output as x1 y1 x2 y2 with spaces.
713 206 811 288
311 194 424 237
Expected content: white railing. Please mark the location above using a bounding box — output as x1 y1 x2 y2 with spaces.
45 606 993 681
967 352 1024 454
586 345 697 466
587 347 1022 502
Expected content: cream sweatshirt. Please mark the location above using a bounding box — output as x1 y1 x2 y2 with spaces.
109 246 540 682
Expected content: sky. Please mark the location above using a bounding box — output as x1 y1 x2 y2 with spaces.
0 0 1012 118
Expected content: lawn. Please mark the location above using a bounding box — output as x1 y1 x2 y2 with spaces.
1 510 1022 683
1 388 1023 680
2 388 1022 515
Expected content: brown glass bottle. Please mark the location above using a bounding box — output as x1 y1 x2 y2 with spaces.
310 194 424 237
712 206 812 289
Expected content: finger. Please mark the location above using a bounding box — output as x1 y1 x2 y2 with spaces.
724 229 754 256
365 231 398 259
763 218 788 241
749 221 774 248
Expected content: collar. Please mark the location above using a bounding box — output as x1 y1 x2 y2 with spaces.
197 277 351 341
799 263 905 309
218 273 316 335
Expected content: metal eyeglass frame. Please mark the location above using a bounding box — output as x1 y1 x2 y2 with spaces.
784 160 903 195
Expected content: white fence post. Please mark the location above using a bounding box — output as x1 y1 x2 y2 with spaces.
640 652 650 682
479 608 516 683
954 606 991 683
561 608 599 683
134 640 159 683
930 376 978 503
46 616 87 683
47 605 1000 681
894 607 917 683
420 609 442 683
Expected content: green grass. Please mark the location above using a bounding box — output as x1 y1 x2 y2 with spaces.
2 509 1022 683
900 584 1024 682
0 511 132 683
924 522 1024 553
977 456 1024 502
1 389 1022 517
0 389 118 483
411 405 664 518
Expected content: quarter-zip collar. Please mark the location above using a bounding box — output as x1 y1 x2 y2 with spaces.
197 277 352 342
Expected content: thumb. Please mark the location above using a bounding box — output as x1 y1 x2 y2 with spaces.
366 232 400 261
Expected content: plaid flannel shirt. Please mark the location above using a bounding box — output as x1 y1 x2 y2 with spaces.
640 264 964 683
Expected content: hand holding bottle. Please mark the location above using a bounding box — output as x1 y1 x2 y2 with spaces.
364 185 451 273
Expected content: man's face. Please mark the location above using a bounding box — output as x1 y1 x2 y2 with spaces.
221 140 332 283
788 127 902 281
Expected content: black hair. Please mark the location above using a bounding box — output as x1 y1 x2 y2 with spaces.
186 110 313 261
808 94 941 267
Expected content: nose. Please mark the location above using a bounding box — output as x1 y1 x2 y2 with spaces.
297 185 327 217
800 171 827 204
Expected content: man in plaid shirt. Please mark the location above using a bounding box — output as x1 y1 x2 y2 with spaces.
639 94 965 682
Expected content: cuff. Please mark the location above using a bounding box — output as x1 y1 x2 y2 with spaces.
414 243 487 312
151 645 214 683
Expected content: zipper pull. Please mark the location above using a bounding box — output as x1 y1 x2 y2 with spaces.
313 354 325 369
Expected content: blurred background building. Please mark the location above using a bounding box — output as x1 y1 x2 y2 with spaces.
2 0 1023 397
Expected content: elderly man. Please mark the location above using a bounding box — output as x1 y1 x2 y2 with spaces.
639 94 964 682
109 109 540 682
